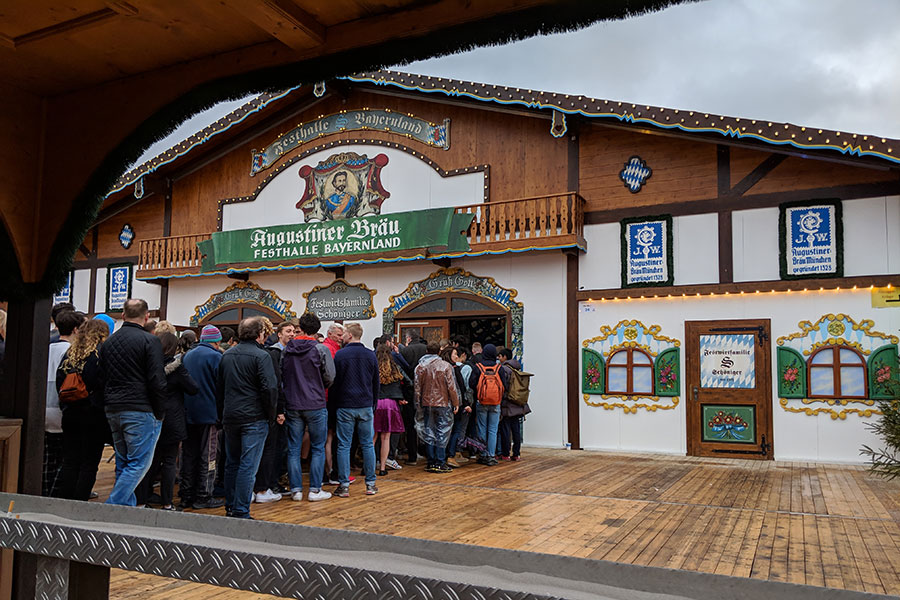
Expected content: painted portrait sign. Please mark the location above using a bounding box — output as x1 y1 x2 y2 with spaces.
296 152 390 222
621 215 673 287
699 334 756 389
780 199 843 279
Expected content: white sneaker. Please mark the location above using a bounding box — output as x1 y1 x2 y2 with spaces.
308 489 332 502
385 459 402 470
254 489 282 503
291 491 304 502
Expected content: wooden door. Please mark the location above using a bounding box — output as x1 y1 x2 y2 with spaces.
396 320 449 346
685 320 773 459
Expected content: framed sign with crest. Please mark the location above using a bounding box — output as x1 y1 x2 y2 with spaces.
779 199 843 279
620 215 673 288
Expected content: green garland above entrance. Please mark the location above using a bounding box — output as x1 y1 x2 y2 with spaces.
383 267 524 363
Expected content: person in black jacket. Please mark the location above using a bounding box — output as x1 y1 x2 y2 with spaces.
252 317 288 504
217 317 277 519
100 298 168 506
137 332 199 510
55 318 111 501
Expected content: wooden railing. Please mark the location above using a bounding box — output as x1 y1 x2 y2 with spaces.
137 193 584 278
138 233 208 277
456 192 584 248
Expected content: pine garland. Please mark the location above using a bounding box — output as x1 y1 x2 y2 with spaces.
0 0 686 302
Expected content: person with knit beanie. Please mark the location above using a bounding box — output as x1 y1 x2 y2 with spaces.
179 324 225 509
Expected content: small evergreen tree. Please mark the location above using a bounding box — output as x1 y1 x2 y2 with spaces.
861 375 900 479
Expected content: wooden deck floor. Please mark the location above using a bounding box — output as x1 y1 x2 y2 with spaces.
93 447 900 598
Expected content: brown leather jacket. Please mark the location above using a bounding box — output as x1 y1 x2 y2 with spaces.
414 355 460 409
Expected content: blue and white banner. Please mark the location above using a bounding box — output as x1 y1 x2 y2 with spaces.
52 272 72 305
699 334 756 389
622 216 672 287
106 264 132 312
782 202 841 277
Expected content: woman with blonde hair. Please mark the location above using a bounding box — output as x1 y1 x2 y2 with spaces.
154 320 177 335
56 318 111 500
373 341 408 475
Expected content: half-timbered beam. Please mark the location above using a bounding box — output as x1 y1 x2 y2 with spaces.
729 154 788 197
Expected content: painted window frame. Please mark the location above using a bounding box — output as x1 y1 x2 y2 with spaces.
806 344 867 399
605 347 655 396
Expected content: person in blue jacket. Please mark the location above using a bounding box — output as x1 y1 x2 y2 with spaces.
331 322 379 497
179 325 225 509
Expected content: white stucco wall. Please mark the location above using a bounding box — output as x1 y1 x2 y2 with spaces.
165 251 569 448
222 145 485 231
72 269 92 313
582 196 900 289
580 214 720 290
578 289 900 463
93 267 160 315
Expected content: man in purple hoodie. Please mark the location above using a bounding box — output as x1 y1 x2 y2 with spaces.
281 312 335 502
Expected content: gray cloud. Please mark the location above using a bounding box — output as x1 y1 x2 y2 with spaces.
401 0 900 139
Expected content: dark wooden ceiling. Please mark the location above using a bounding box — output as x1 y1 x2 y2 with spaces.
0 0 686 297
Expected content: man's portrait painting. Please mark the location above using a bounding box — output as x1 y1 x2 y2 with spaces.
296 152 390 221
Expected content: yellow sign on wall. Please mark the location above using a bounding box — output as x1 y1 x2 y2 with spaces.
871 286 900 308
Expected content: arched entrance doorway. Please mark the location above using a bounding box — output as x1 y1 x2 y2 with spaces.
199 304 284 330
190 281 297 330
384 268 524 360
394 293 509 348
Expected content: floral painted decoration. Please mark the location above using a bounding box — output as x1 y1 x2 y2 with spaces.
706 411 751 441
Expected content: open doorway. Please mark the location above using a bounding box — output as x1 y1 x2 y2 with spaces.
394 293 509 348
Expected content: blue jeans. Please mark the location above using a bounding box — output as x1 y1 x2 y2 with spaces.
446 410 470 458
285 408 328 492
223 420 269 518
106 411 162 506
476 403 501 459
336 407 375 485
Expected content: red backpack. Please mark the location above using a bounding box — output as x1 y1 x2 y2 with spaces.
476 363 504 405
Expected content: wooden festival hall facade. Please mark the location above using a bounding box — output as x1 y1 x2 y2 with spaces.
74 70 900 461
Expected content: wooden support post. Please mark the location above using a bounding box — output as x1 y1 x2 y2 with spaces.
718 211 733 284
323 266 345 279
0 298 50 600
69 561 110 600
0 297 50 495
565 250 580 450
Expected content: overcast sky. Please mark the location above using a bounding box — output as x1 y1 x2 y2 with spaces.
134 0 900 166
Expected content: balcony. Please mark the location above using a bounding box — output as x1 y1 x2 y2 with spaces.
137 193 585 279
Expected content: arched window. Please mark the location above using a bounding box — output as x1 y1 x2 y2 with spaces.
606 348 654 395
808 345 867 399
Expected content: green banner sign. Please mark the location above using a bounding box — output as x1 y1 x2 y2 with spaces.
198 208 473 272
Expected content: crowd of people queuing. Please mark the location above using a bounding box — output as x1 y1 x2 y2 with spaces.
37 298 531 519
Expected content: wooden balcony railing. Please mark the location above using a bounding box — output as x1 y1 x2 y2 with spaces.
137 193 585 278
455 192 584 249
138 233 208 278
